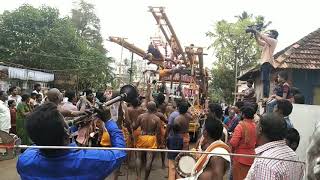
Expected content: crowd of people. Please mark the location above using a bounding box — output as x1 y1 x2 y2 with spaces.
0 78 307 180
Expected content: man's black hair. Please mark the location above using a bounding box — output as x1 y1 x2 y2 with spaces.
205 116 223 140
208 103 223 120
247 79 254 84
243 102 258 113
8 100 15 107
26 102 68 155
36 94 42 99
31 92 37 97
240 106 255 119
172 123 181 134
21 94 30 102
8 86 17 93
224 106 229 116
131 97 141 108
260 113 287 141
276 99 293 116
235 101 244 109
294 94 305 104
84 89 93 96
65 90 75 103
178 101 189 114
286 128 300 151
34 83 41 90
278 71 288 81
0 90 5 97
270 30 279 39
156 93 165 105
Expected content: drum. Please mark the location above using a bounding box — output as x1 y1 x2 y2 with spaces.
175 152 197 178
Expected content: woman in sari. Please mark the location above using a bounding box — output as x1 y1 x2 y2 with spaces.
16 94 32 145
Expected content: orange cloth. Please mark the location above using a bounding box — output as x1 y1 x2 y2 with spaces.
181 133 190 150
229 119 256 166
100 131 111 147
232 160 251 180
133 127 141 147
159 69 170 77
122 126 132 148
136 135 157 149
194 140 231 175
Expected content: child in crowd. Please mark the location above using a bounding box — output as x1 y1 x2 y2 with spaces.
274 99 293 128
267 71 292 112
167 123 183 180
8 100 17 134
285 128 300 151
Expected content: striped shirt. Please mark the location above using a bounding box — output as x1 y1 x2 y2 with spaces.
245 140 304 180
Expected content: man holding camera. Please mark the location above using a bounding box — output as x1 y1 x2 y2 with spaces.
251 29 278 99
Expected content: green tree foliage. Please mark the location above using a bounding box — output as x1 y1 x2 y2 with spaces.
0 2 113 90
71 0 114 89
207 12 269 103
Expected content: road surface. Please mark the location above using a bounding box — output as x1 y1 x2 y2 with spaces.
0 153 169 180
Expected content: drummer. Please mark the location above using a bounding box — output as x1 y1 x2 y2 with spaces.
179 116 231 180
132 101 161 180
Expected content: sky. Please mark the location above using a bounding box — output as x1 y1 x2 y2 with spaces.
1 0 319 70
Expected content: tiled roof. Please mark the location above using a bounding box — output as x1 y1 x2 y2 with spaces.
274 28 320 69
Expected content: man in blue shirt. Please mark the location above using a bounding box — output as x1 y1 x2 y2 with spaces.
17 102 126 180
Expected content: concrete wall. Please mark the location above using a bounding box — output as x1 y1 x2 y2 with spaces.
290 104 320 161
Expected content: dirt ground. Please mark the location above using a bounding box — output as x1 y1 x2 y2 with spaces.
0 153 169 180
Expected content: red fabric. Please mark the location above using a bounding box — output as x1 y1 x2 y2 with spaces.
232 160 251 180
229 119 256 166
10 108 16 134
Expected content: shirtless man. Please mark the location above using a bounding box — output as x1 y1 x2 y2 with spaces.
145 82 169 168
47 88 84 117
174 100 192 150
192 117 231 180
127 98 145 164
132 101 161 180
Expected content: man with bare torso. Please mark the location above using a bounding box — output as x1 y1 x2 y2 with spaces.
47 88 84 117
127 98 145 147
133 101 161 180
174 101 192 150
185 117 230 180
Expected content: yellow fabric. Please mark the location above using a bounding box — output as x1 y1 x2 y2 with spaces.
122 126 132 148
133 127 142 147
136 135 157 149
100 131 111 147
159 69 170 77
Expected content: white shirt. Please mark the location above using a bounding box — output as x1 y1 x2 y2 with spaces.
32 90 44 98
8 95 21 106
0 100 11 132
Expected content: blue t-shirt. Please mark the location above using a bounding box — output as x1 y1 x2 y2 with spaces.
284 116 293 128
167 134 183 160
17 120 126 180
168 111 180 125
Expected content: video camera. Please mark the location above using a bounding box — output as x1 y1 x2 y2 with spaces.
245 21 271 36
